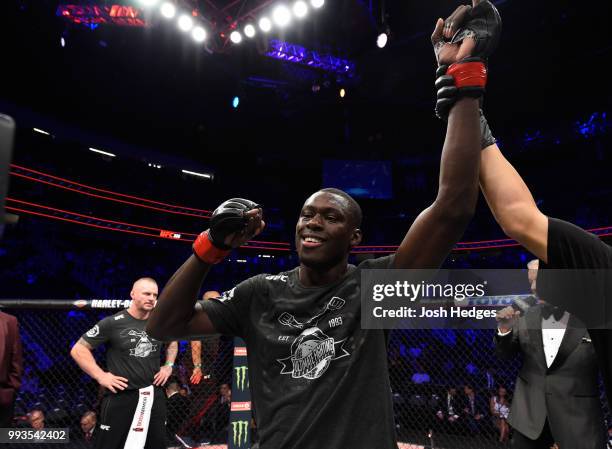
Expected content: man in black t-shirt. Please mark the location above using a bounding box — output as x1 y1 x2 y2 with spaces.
148 4 502 448
70 277 178 449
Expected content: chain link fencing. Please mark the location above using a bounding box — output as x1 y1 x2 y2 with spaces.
6 306 233 449
3 307 610 449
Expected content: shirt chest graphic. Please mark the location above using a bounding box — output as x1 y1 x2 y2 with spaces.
276 296 350 380
117 328 158 357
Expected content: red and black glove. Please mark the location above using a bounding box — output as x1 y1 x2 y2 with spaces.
433 0 501 120
435 63 497 149
193 198 260 264
435 57 487 119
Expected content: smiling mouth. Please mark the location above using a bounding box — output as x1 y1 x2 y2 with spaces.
301 236 325 249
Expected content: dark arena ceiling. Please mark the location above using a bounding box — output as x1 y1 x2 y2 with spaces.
2 0 611 167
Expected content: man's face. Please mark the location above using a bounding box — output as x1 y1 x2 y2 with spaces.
80 415 96 433
29 411 44 430
464 386 473 395
220 383 231 398
130 280 158 312
527 261 539 295
295 192 361 269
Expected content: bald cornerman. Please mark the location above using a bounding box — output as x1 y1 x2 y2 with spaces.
70 277 178 449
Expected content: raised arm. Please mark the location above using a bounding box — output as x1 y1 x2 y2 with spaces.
147 200 264 340
394 96 480 269
394 1 501 269
480 143 548 261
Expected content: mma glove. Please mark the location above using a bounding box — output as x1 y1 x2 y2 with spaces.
193 198 260 264
434 0 501 121
434 58 487 119
435 65 497 150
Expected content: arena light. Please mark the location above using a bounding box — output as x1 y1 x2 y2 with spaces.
33 128 51 136
60 36 66 47
376 32 388 49
181 169 212 179
266 39 356 76
192 26 207 42
57 4 146 27
272 5 292 28
293 1 308 18
339 88 346 98
139 0 159 7
232 96 240 109
244 23 256 38
177 14 193 32
310 0 324 9
230 31 242 44
259 17 272 32
88 147 116 157
160 2 176 19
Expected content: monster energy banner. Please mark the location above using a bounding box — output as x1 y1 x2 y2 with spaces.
229 337 251 449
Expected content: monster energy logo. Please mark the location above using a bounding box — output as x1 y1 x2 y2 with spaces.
231 420 249 447
235 366 249 391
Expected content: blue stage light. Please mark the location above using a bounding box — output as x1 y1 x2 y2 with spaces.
232 96 240 108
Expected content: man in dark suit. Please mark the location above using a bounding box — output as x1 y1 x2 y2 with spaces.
460 384 487 434
0 310 22 427
75 411 98 447
435 387 462 433
495 260 605 448
165 379 189 446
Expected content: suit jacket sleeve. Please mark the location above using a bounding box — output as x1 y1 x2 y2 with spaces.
9 316 22 391
494 327 520 360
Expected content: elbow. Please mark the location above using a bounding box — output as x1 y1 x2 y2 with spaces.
69 344 80 361
435 187 477 223
496 203 532 242
432 197 475 229
145 321 176 341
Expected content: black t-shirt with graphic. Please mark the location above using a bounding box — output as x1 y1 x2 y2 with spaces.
199 256 396 449
81 311 162 390
539 217 612 408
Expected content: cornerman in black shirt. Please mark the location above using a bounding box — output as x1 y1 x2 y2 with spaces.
148 3 502 448
70 277 178 449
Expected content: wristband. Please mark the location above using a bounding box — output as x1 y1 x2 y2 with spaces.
480 110 497 150
447 60 487 90
193 230 231 264
164 362 174 367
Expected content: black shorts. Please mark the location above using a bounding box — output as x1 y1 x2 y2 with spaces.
95 386 167 449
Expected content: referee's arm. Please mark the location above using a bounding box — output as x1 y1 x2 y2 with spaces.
479 143 549 261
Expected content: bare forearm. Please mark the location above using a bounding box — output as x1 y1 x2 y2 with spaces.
435 97 481 215
165 341 178 364
146 254 213 339
480 144 548 260
393 97 481 269
480 144 537 231
70 343 105 381
191 341 202 365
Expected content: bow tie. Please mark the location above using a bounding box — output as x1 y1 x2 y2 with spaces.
541 304 565 321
